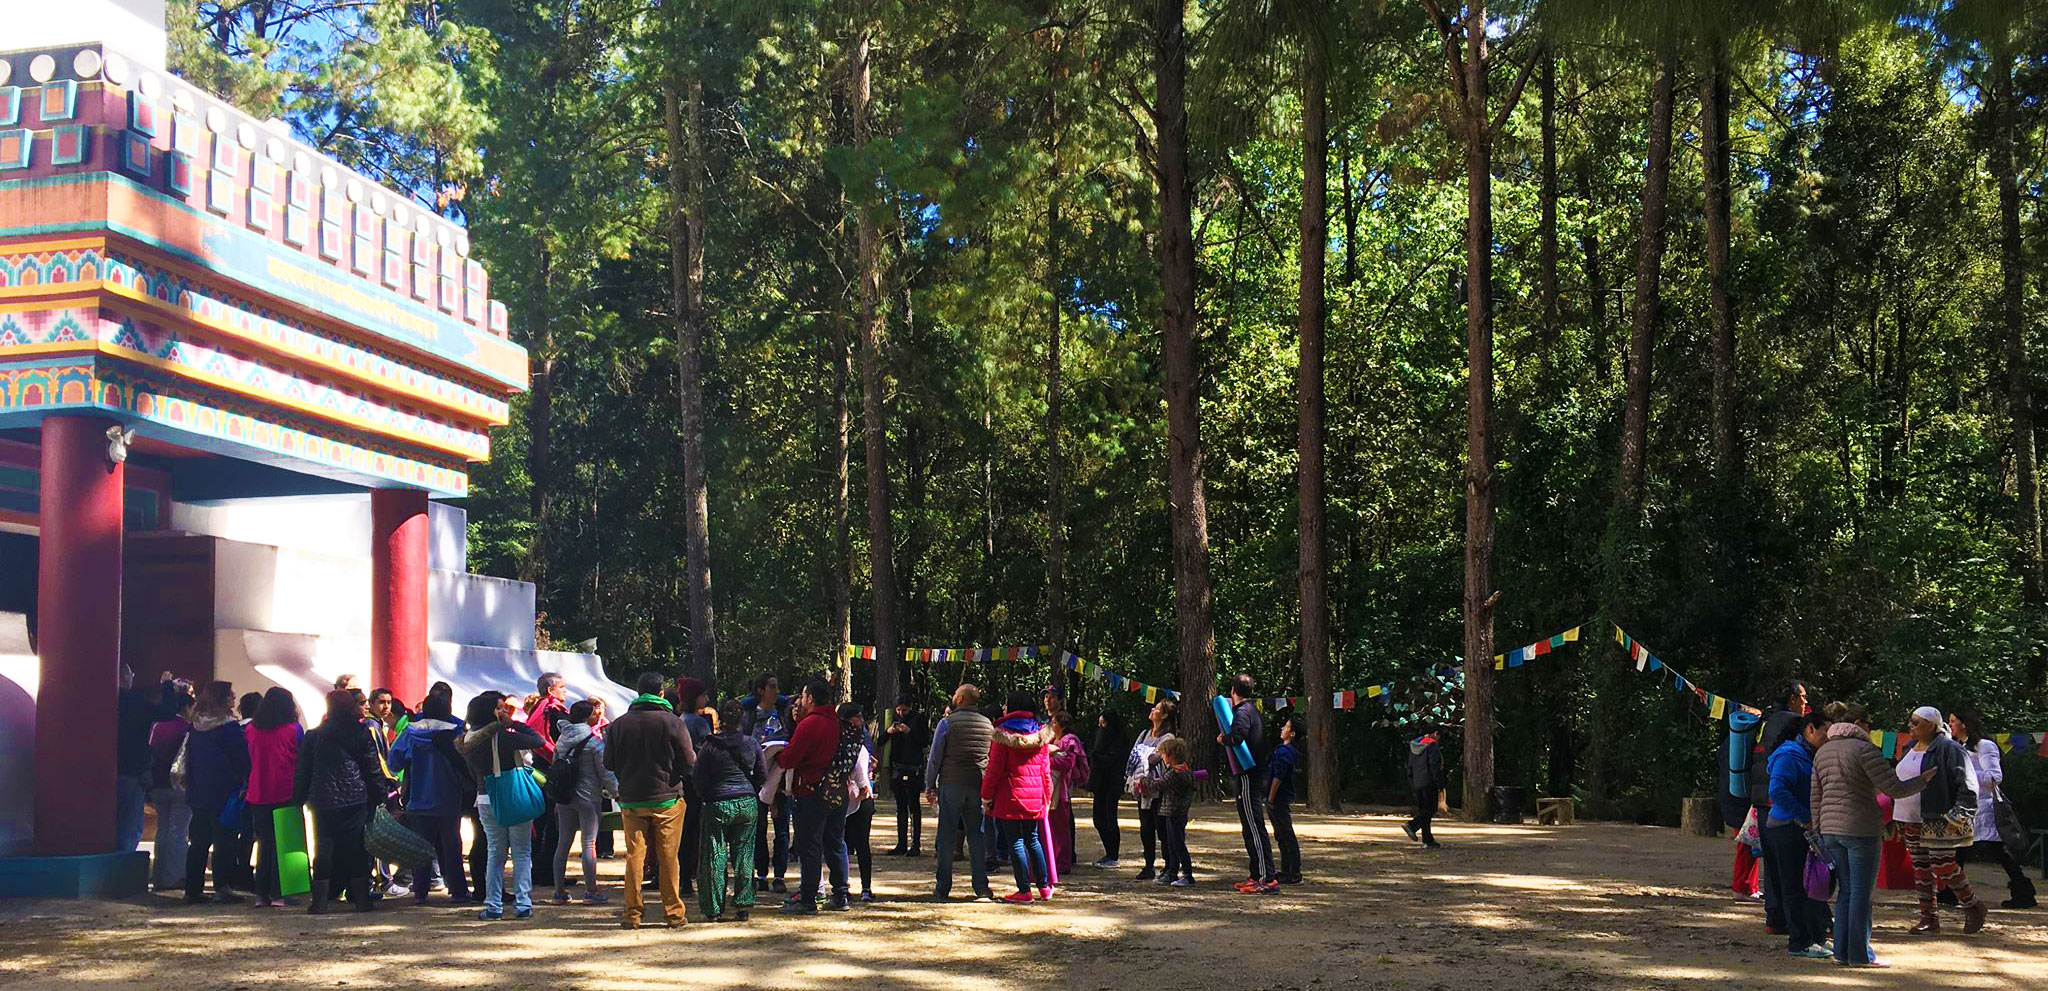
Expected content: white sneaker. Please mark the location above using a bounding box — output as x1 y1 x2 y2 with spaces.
385 883 412 899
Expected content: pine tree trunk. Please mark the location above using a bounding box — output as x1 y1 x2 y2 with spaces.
666 77 717 687
831 309 853 693
1619 58 1675 510
1702 44 1739 483
1455 1 1497 825
1537 46 1559 381
1993 51 2043 690
523 244 553 597
1341 141 1359 287
1154 0 1217 774
1297 43 1336 813
1578 162 1607 379
1045 34 1071 694
852 30 900 708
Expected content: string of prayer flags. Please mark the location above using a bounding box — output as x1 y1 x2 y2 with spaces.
1494 625 1584 670
1612 626 1754 725
1989 732 2048 757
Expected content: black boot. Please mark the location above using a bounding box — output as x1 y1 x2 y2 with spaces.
350 877 375 912
308 881 331 915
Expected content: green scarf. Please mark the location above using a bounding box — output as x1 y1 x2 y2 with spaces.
631 693 674 711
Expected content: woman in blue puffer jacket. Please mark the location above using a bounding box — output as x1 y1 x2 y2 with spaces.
389 687 472 904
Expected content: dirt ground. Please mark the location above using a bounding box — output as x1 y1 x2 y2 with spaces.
2 804 2042 991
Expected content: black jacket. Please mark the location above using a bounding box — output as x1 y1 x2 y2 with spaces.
118 681 184 780
883 711 930 770
294 718 391 812
604 700 696 805
1408 736 1445 790
1221 699 1271 776
1915 734 1978 821
693 731 766 803
1087 726 1129 794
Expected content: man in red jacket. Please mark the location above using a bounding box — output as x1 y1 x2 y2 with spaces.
777 677 846 913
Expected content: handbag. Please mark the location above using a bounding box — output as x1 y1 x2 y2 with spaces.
218 789 248 832
1917 805 1977 849
1802 849 1834 902
1994 794 2029 861
1735 806 1761 849
364 805 437 868
481 730 545 826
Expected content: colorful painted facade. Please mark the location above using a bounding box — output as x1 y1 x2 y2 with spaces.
0 42 526 497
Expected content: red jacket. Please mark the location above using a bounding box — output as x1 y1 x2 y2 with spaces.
981 712 1054 819
777 709 840 796
245 722 302 805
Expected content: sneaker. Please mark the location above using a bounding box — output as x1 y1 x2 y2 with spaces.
859 891 876 904
583 892 610 905
1001 891 1036 904
478 907 504 921
1256 880 1281 893
771 879 788 894
1423 840 1443 849
826 895 851 912
514 907 533 920
779 900 818 915
736 909 750 922
1233 879 1261 892
1169 877 1193 887
1036 887 1055 901
429 878 448 893
907 848 923 857
552 891 572 905
385 883 411 899
1134 867 1156 882
1790 945 1832 959
884 846 905 856
1154 872 1175 885
1093 858 1120 869
1402 822 1419 842
1279 874 1304 885
213 891 246 904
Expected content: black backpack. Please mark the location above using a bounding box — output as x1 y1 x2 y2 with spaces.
545 737 588 804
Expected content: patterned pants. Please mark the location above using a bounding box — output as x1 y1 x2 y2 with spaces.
1900 822 1978 912
698 797 760 919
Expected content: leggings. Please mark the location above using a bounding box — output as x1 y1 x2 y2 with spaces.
1901 823 1979 910
846 800 875 894
311 804 371 888
1093 788 1122 861
1137 803 1161 869
552 802 601 896
184 805 232 900
249 802 290 902
999 817 1049 893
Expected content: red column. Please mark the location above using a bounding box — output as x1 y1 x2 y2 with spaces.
35 415 124 856
370 488 430 706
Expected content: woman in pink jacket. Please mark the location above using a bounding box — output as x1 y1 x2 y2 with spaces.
982 691 1055 903
244 688 303 907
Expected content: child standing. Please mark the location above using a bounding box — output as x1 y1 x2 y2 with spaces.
1156 737 1197 887
1266 715 1303 884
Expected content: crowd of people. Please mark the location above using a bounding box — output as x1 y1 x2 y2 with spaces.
128 665 1324 927
122 663 2033 950
1733 680 2037 969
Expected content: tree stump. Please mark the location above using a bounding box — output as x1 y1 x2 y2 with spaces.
1681 796 1721 837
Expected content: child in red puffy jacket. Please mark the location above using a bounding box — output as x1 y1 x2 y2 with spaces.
982 691 1055 903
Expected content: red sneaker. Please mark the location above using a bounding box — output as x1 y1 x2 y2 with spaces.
1036 887 1055 901
1256 880 1281 894
1001 891 1035 904
1232 879 1260 892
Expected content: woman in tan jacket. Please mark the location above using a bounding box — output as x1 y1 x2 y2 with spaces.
1810 702 1935 968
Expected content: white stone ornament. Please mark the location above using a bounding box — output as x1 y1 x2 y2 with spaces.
73 50 104 79
104 53 131 85
28 54 56 83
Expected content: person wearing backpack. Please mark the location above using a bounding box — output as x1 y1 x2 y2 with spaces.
389 688 472 904
777 677 847 914
549 698 618 905
1047 710 1088 874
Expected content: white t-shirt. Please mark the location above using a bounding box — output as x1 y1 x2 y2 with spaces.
1893 749 1924 823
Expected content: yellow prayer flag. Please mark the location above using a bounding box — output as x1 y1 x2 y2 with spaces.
1366 685 1384 698
1613 626 1626 645
1563 627 1580 642
1710 696 1727 719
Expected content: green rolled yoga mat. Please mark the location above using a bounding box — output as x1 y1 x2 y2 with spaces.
274 805 312 897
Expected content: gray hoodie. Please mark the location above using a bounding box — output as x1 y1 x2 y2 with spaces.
551 722 619 810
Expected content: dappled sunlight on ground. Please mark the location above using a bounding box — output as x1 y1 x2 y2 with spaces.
2 804 2042 990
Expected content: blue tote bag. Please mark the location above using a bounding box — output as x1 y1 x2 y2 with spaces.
482 731 545 826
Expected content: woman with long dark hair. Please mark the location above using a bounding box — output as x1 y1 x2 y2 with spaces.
180 681 248 903
1128 700 1176 881
293 689 391 913
1088 711 1130 868
244 687 302 907
1948 707 2037 910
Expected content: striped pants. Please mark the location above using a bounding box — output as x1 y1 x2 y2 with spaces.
1900 823 1978 912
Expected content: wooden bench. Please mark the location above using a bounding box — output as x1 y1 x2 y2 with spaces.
1537 797 1576 826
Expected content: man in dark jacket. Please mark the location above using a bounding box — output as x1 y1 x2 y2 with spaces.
924 684 996 900
1216 673 1276 892
777 676 845 913
882 695 930 856
117 666 187 851
1404 727 1445 848
1747 679 1811 934
604 672 695 928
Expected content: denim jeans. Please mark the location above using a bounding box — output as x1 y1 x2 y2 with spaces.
792 791 847 905
479 803 533 912
148 787 190 889
1761 822 1831 951
1821 834 1879 965
755 793 792 881
116 774 148 852
999 817 1049 893
933 784 991 897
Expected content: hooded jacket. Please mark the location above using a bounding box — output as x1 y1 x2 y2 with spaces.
695 730 766 803
604 697 695 808
550 721 618 809
1748 707 1804 808
1408 735 1444 790
389 716 468 816
1810 722 1928 838
981 712 1054 820
1764 736 1816 826
181 711 250 811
